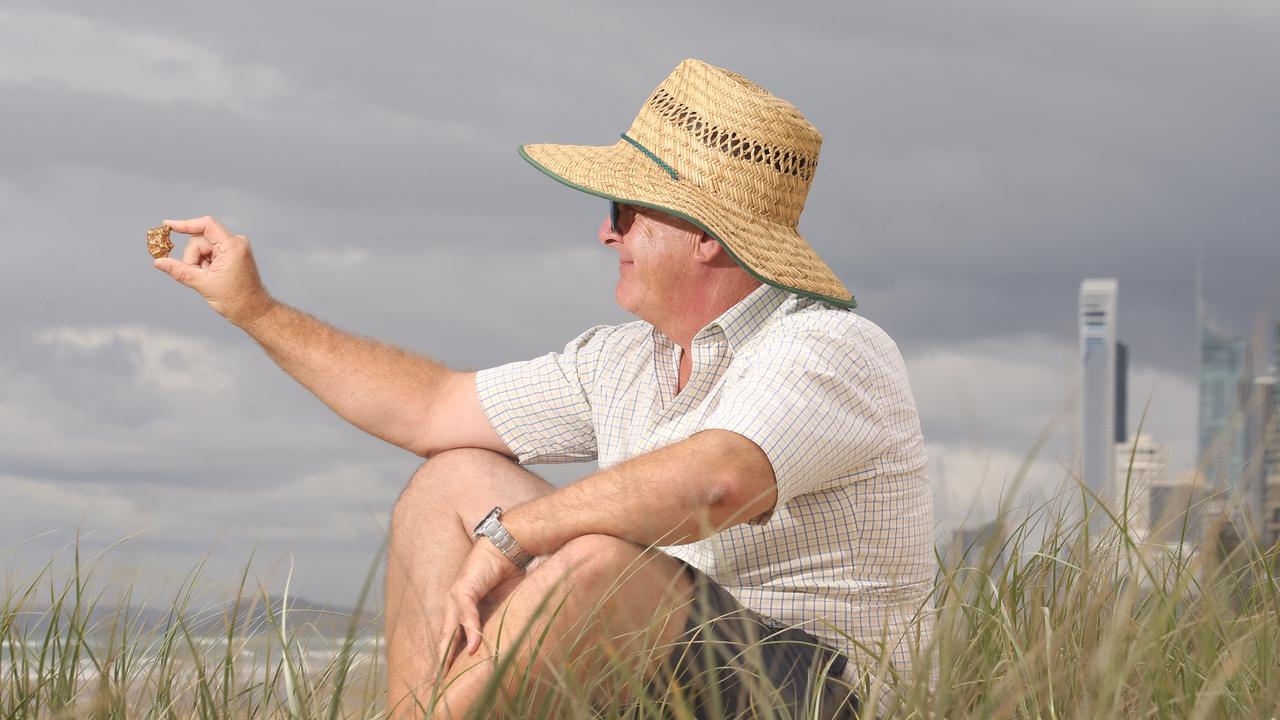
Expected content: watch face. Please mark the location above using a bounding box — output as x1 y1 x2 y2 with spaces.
473 509 496 537
474 506 505 538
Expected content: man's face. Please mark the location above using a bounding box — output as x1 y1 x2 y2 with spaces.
597 203 705 320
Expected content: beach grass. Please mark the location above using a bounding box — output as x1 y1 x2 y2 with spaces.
4 481 1279 719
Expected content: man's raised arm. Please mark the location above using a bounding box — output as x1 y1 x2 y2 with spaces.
152 215 508 459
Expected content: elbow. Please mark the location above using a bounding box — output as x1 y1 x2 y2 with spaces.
720 471 777 527
699 431 778 530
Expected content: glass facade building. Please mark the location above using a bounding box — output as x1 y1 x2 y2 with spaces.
1197 316 1247 492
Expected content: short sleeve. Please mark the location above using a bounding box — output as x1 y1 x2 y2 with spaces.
702 330 885 525
475 324 616 465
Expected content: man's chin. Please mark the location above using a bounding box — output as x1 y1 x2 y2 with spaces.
615 287 640 317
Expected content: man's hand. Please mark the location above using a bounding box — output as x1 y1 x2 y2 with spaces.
153 215 275 329
437 537 525 671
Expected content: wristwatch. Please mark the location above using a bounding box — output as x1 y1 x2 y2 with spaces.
472 506 534 570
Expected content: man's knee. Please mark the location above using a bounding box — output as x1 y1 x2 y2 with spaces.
392 448 517 530
531 534 652 597
513 536 691 686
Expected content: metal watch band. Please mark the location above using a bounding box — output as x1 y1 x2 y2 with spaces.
472 506 534 570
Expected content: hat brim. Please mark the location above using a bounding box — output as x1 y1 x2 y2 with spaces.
518 139 856 309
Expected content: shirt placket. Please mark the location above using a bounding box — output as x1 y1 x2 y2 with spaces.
651 335 681 411
667 331 727 416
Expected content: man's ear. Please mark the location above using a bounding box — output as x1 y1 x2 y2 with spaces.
694 231 723 263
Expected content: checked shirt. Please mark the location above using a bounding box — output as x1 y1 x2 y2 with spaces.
475 283 937 687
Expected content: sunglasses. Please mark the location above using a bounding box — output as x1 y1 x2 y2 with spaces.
610 201 656 235
609 200 626 235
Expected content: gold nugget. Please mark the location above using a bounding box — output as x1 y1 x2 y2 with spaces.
147 225 173 259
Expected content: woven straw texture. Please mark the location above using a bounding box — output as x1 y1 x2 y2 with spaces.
520 58 855 308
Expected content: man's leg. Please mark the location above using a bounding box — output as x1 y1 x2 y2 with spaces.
432 533 695 718
385 448 695 719
385 448 558 716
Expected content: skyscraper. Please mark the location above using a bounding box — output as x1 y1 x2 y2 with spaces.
1271 319 1279 391
1274 321 1280 370
1245 373 1277 533
1080 279 1118 526
1116 341 1128 443
1265 382 1280 546
1149 470 1204 545
1238 318 1280 540
1116 432 1166 541
943 521 1006 571
1196 273 1248 495
1269 322 1280 545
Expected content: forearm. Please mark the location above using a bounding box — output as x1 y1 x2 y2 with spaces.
503 430 777 556
240 299 452 453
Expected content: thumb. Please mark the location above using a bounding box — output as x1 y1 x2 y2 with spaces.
153 257 204 289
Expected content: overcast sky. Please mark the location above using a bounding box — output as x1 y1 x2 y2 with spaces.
2 1 1278 607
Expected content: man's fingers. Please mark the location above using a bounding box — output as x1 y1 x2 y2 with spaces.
153 257 204 288
182 238 214 266
163 216 232 244
455 593 481 655
464 610 482 655
437 607 457 669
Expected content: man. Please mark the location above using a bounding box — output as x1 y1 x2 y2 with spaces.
155 58 936 718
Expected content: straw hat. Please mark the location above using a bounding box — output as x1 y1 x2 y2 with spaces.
519 58 856 308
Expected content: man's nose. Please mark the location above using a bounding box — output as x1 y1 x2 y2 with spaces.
598 215 621 246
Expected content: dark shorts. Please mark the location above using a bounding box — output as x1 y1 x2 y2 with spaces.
653 560 860 719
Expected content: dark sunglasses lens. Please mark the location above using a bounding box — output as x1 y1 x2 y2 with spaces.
610 201 621 234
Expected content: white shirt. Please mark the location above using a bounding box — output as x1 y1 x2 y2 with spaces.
475 283 936 688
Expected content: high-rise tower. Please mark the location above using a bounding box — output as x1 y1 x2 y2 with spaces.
1080 279 1118 527
1196 279 1248 495
1115 432 1166 540
1116 342 1128 443
1246 373 1277 533
1269 322 1280 545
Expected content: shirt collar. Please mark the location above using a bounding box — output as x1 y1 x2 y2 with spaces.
651 283 792 354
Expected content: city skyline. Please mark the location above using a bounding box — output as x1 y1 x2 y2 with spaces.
967 272 1279 551
951 271 1280 551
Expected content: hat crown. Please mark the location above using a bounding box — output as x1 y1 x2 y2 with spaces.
625 59 823 228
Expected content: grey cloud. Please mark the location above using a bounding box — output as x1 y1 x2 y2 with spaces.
3 0 1278 604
